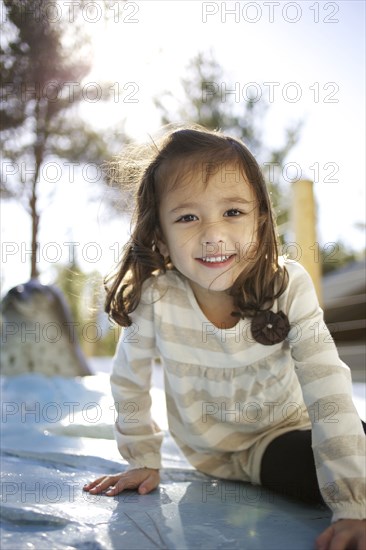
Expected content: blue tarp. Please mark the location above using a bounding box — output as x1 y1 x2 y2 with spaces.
1 369 364 550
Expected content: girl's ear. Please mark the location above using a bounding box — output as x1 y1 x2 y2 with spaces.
155 229 169 259
156 238 169 258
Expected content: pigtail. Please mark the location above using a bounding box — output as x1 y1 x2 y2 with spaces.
104 163 167 327
227 145 289 318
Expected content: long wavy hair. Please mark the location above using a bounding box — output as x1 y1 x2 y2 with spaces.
105 124 288 326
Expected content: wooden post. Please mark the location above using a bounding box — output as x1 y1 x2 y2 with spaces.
292 179 322 304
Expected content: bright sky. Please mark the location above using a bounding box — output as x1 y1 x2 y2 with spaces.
1 0 365 293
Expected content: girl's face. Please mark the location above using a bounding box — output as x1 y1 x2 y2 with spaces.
157 164 258 299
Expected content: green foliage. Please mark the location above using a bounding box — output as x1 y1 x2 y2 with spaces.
321 241 361 275
55 262 88 327
55 262 120 356
94 323 121 357
154 52 266 155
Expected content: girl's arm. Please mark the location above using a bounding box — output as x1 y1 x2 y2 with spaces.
84 278 165 493
285 262 365 524
110 285 164 471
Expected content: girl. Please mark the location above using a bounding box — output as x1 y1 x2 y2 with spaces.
84 126 365 549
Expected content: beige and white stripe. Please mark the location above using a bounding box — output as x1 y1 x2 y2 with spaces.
111 262 365 522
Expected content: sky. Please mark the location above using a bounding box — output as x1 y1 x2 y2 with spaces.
1 0 365 294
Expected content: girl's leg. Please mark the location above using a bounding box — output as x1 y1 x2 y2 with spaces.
260 420 366 504
260 429 322 504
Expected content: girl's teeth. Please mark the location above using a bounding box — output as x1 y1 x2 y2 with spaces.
202 256 230 263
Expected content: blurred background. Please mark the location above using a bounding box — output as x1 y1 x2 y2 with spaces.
1 0 365 377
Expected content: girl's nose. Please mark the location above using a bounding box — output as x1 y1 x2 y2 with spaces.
200 220 225 245
200 222 225 256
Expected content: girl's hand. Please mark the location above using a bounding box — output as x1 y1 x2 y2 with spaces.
315 519 366 550
83 468 160 497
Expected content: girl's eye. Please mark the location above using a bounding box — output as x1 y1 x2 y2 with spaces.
224 209 242 217
176 214 198 223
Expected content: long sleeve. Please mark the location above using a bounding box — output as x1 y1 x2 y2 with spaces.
110 283 164 469
285 262 365 522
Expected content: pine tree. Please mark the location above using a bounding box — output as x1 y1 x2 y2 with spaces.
0 0 116 277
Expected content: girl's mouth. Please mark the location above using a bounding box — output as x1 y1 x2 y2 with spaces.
195 255 236 268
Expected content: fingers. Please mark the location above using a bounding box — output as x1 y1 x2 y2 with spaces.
83 476 109 492
108 469 159 496
328 532 354 550
83 469 160 497
138 471 160 495
316 520 366 550
104 474 140 496
83 474 122 495
316 525 334 550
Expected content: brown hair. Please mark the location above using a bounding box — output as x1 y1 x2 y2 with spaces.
105 124 288 326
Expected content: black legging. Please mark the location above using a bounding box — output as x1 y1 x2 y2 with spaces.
260 420 366 504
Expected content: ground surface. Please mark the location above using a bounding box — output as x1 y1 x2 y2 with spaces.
1 359 364 550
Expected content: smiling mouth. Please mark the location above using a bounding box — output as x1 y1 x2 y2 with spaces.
196 255 235 266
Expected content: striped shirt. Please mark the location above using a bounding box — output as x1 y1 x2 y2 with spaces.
111 261 365 522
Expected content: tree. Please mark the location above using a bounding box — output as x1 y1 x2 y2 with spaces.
154 51 302 232
0 0 119 278
320 240 361 275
